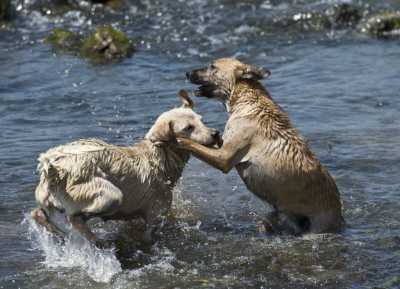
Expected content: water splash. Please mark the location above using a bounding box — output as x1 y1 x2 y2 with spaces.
24 213 122 283
129 246 177 278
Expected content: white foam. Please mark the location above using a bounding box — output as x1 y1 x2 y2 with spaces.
127 246 177 279
25 213 122 283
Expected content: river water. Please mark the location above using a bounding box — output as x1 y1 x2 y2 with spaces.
1 0 399 288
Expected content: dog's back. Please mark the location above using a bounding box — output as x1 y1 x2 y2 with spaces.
35 139 187 220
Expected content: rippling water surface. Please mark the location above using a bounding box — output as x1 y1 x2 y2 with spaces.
1 0 400 288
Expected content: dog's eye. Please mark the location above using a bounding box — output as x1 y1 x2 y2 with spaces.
210 65 217 70
185 125 194 130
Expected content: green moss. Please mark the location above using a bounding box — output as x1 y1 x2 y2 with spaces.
383 276 399 287
80 26 134 63
45 26 134 65
45 28 78 50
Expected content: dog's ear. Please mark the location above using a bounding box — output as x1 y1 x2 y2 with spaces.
240 64 271 80
179 89 194 109
146 120 176 145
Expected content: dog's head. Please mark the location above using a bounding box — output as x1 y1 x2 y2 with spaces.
186 58 270 108
146 90 221 147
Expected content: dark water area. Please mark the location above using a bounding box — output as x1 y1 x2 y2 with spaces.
1 0 400 288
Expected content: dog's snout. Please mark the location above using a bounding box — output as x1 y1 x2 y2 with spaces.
211 130 220 138
186 68 204 84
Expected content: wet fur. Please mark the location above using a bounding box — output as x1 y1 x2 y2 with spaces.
176 58 343 234
30 90 220 247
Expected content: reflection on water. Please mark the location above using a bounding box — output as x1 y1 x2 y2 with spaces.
1 0 400 288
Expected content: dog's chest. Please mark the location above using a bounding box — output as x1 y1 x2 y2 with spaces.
235 160 278 204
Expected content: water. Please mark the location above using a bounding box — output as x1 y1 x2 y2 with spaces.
1 0 400 288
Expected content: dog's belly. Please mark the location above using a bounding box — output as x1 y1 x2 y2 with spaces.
235 161 277 204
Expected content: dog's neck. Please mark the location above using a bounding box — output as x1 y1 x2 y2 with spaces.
228 79 270 114
118 140 190 189
140 140 191 172
228 79 293 131
215 92 231 112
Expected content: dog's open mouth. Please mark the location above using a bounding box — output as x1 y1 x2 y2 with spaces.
186 70 220 99
193 85 205 97
192 84 217 98
194 85 205 92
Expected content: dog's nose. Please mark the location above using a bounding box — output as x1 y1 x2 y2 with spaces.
185 71 190 79
211 130 220 138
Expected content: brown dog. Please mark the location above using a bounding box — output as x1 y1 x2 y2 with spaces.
171 58 343 234
30 90 220 247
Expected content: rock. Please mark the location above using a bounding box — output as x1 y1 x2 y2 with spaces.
0 0 10 19
45 26 134 64
326 3 360 28
80 26 134 63
359 9 400 39
289 4 360 32
45 28 79 51
291 11 331 32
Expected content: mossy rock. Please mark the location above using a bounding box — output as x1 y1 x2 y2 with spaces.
45 28 79 51
45 26 134 64
360 9 400 39
80 26 134 64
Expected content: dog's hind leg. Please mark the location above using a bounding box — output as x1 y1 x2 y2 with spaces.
67 212 105 248
263 208 311 234
263 207 286 233
30 207 66 243
66 178 123 247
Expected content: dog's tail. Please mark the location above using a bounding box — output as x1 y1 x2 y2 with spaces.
37 145 105 182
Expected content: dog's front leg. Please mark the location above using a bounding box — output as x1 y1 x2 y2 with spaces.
172 138 246 174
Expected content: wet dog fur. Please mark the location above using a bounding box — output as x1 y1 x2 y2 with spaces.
173 58 343 234
30 90 220 247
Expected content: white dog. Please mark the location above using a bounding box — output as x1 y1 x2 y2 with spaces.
30 90 220 247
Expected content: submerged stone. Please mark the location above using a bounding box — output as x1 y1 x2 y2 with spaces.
382 276 398 287
360 9 400 39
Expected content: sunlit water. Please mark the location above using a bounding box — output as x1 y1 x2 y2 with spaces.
1 0 400 288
